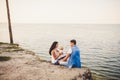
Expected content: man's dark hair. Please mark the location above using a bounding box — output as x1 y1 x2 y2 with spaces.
70 39 76 45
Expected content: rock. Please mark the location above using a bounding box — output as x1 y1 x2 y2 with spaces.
25 50 35 55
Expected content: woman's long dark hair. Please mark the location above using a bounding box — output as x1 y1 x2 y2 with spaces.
49 41 58 55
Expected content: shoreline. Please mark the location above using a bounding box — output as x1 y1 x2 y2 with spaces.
0 42 109 80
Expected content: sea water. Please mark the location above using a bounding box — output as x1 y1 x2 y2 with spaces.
0 23 120 80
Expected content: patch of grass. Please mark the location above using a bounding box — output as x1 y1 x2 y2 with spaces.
0 42 24 52
12 48 24 51
0 42 19 46
0 56 11 61
0 42 19 49
0 42 8 44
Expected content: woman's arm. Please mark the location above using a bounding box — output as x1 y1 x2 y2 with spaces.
51 50 61 60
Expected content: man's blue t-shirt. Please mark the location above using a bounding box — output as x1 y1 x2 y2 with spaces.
67 45 81 68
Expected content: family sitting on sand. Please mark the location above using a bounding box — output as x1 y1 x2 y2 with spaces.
49 39 81 68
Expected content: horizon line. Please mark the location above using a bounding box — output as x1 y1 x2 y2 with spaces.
0 22 120 25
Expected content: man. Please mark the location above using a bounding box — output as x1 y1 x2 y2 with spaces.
59 39 81 68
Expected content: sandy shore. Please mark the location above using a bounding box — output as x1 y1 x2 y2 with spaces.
0 42 108 80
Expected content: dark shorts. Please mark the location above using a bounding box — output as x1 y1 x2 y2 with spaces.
54 56 66 65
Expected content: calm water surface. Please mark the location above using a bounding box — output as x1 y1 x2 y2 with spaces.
0 24 120 80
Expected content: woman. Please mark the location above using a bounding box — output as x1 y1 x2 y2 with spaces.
49 41 62 65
